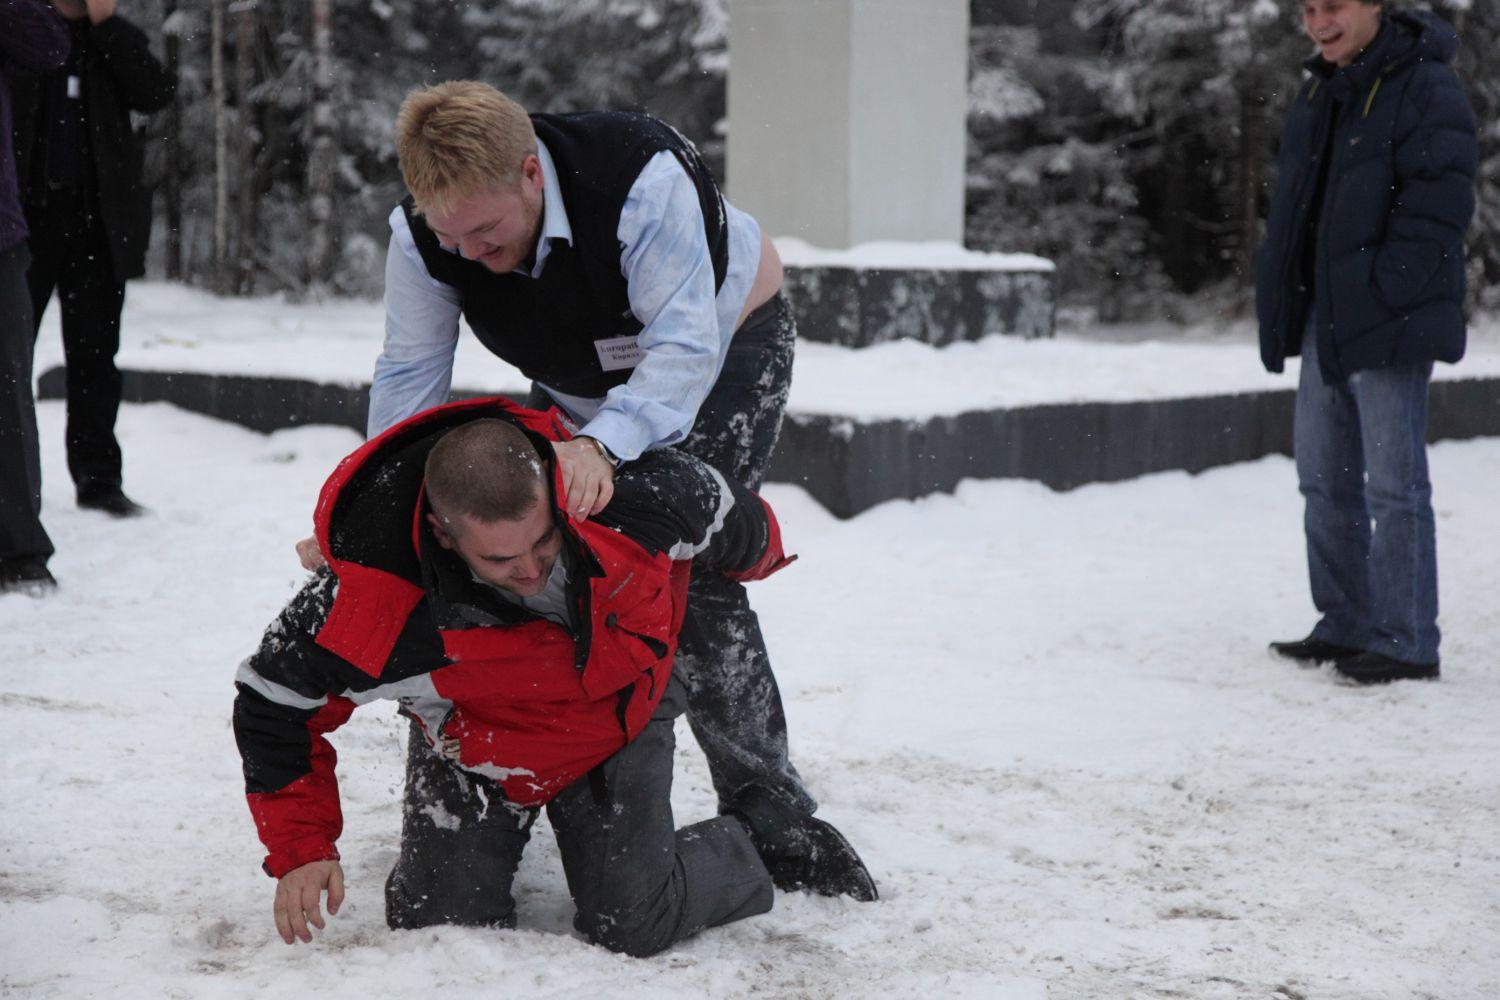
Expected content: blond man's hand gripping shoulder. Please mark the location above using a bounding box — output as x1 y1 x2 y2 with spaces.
550 435 616 520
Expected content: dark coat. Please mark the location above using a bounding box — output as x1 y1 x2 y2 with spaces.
11 13 173 282
1254 10 1477 383
0 0 69 253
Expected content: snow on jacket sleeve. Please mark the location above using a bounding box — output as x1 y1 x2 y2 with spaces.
595 449 793 581
232 570 359 878
1372 63 1478 312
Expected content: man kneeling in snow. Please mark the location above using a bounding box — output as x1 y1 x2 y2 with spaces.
232 397 876 955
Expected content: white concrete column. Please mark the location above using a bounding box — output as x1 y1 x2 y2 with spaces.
727 0 970 248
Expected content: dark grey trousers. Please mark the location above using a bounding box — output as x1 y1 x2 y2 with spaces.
529 292 814 814
0 243 53 565
675 294 812 813
386 677 775 955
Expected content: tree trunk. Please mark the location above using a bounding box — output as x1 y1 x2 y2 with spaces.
1239 85 1261 308
233 0 257 295
306 0 336 291
162 0 182 281
211 0 229 291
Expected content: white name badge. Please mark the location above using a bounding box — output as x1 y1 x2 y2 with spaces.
594 335 644 372
67 75 81 100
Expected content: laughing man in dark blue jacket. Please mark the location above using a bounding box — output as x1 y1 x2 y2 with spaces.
1255 2 1476 685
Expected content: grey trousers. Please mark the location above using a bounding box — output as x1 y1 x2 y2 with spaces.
386 676 775 956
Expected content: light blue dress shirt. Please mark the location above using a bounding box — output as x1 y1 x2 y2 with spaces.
370 139 764 461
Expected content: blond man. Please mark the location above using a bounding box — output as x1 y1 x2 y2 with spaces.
332 82 873 899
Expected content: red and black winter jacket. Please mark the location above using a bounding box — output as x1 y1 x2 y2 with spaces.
233 397 791 878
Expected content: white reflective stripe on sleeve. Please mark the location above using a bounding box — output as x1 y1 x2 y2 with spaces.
235 659 329 711
667 464 735 561
343 673 452 747
341 671 442 707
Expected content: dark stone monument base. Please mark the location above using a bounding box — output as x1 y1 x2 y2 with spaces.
38 366 1500 519
783 264 1056 346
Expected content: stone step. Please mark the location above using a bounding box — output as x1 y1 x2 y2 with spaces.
40 365 1500 518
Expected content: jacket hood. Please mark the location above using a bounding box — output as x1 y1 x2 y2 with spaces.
1393 8 1460 65
315 397 567 580
309 397 573 675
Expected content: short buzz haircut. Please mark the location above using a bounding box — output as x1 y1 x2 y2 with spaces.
395 81 538 217
424 419 548 532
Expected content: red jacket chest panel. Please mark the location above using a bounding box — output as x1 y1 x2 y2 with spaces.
420 526 689 807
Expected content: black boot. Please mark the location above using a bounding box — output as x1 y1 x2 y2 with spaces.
1269 634 1362 665
0 558 57 595
1334 651 1440 685
729 785 878 902
78 486 145 519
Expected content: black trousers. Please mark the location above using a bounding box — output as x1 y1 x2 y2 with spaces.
27 187 127 498
0 243 53 565
385 677 775 955
529 292 813 815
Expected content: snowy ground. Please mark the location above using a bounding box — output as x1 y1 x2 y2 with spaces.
3 400 1498 999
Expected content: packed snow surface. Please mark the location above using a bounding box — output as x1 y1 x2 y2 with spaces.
773 237 1056 272
3 401 1497 999
34 282 1500 423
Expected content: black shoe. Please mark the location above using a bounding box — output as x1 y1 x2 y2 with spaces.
78 487 146 518
1269 634 1363 666
1334 651 1440 685
0 558 57 595
729 786 879 902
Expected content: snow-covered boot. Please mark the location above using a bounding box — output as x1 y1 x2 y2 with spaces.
729 785 878 902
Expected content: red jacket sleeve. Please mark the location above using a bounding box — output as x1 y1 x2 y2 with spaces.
241 696 356 878
233 571 363 878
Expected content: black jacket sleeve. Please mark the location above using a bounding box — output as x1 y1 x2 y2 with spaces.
232 570 356 793
89 14 174 112
596 449 792 580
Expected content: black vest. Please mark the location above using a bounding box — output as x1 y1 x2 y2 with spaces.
402 112 729 399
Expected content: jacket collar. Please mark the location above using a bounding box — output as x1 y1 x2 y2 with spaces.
1306 20 1392 93
526 138 574 278
1303 9 1446 99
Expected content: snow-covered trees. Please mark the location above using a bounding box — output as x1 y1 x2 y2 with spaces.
1447 0 1500 311
124 0 1497 318
136 0 727 297
1075 0 1305 302
964 0 1305 319
965 8 1167 321
964 0 1496 320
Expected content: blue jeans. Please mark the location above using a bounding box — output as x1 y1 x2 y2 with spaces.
1294 332 1439 665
